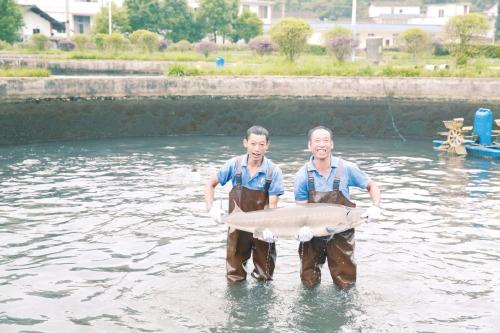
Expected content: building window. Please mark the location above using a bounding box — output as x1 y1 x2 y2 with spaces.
385 39 390 47
33 28 40 34
399 9 403 14
74 15 91 34
463 5 468 14
368 33 375 37
259 6 268 19
438 9 444 17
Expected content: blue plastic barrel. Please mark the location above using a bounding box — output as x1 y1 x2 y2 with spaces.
215 56 224 68
473 108 493 145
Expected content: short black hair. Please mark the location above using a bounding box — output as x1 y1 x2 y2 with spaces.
307 126 333 142
246 125 269 142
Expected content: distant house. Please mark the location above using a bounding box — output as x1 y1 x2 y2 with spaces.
369 1 421 24
16 0 113 36
307 20 444 49
483 2 498 42
240 0 274 25
188 0 274 25
369 1 471 25
18 4 65 41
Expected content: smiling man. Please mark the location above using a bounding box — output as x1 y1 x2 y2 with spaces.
204 126 284 282
294 126 381 289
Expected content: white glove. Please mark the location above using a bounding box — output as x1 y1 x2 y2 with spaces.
260 228 276 243
362 204 381 223
208 204 223 223
297 226 314 242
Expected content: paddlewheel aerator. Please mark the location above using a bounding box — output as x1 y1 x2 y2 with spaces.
436 118 472 155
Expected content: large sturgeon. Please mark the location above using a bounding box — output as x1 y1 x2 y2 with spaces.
221 203 365 239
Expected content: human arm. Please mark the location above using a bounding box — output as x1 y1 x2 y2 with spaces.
204 175 219 211
204 175 224 223
269 195 279 209
366 179 381 206
363 179 382 222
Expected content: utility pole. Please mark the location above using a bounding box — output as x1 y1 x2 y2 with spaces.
351 0 357 61
108 0 112 34
65 0 70 37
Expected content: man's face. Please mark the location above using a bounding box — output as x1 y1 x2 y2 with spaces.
308 129 333 160
244 134 269 164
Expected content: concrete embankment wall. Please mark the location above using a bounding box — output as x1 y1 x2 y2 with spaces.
0 57 169 75
0 76 499 145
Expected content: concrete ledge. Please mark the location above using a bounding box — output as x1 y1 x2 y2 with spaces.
1 76 499 102
0 57 169 75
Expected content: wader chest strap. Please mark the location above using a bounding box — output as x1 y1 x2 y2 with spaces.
264 163 275 193
307 163 315 192
332 159 344 191
235 157 242 188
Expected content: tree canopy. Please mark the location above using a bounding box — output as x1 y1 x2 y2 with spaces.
0 0 23 43
158 0 203 42
93 2 131 34
197 0 238 43
125 0 160 33
270 17 312 62
231 9 263 43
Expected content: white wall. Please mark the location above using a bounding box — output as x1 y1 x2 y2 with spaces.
240 3 272 25
425 3 469 18
16 0 117 36
20 9 53 41
368 5 421 18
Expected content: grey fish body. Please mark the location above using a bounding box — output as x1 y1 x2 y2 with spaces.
221 203 365 239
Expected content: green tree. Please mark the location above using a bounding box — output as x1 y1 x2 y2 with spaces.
445 13 490 65
0 0 23 43
269 17 312 62
125 0 160 32
400 28 430 61
231 9 263 43
197 0 238 43
159 0 203 42
130 29 159 53
93 2 131 34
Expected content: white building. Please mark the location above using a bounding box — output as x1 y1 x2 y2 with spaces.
483 2 498 42
409 3 470 25
368 1 421 19
240 0 274 25
188 0 273 25
16 0 119 36
18 4 65 41
369 1 471 26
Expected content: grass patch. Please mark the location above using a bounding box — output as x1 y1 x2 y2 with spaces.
0 68 51 77
163 56 500 77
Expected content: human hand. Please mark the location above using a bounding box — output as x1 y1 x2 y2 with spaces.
362 204 381 223
208 201 224 223
260 228 277 243
297 226 314 242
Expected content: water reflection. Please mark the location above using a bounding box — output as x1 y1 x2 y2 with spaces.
0 136 499 332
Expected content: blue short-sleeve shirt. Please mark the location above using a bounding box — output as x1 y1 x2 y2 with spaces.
217 154 284 197
294 156 369 201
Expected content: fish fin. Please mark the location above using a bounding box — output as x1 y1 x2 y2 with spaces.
326 226 341 234
232 200 243 214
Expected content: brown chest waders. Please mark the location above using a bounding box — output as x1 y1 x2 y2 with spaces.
299 159 357 289
226 157 276 283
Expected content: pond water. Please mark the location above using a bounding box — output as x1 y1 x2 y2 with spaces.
0 136 499 332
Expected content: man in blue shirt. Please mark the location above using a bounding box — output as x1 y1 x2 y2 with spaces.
294 126 381 288
205 126 284 282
